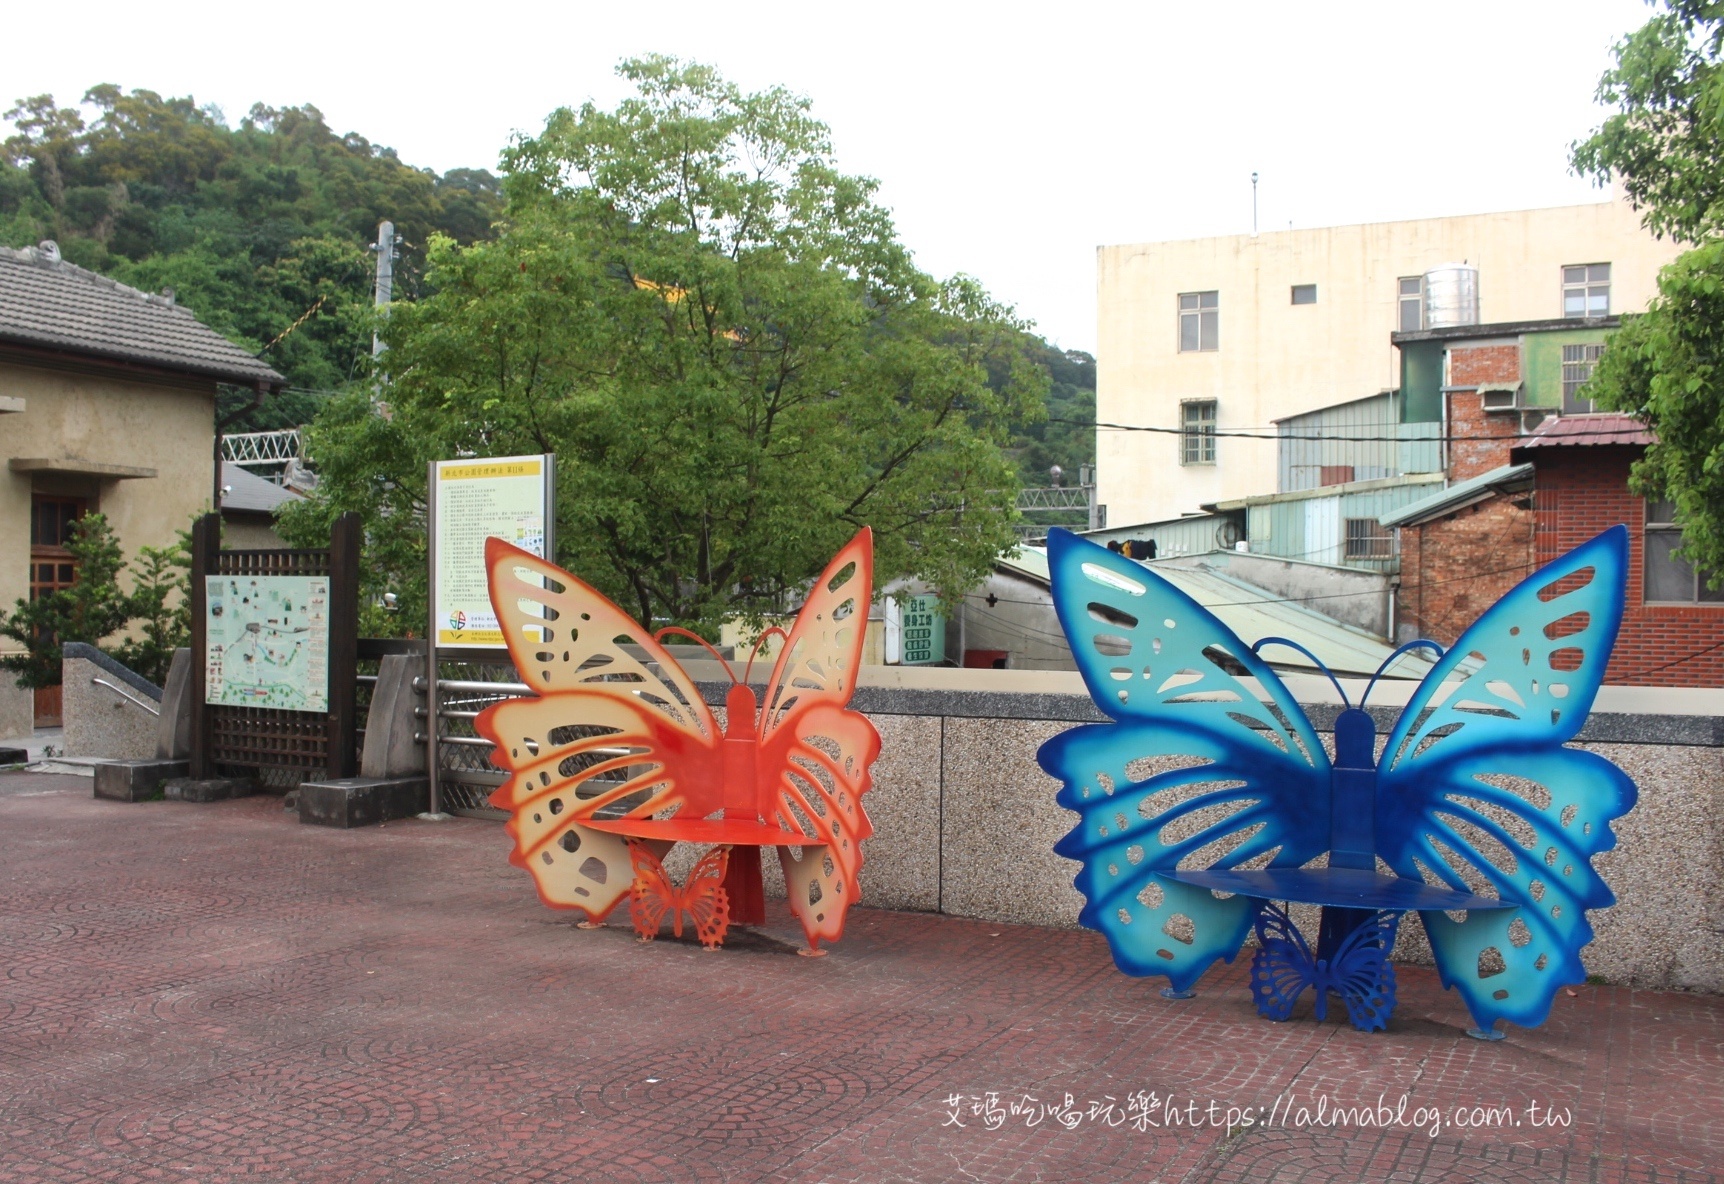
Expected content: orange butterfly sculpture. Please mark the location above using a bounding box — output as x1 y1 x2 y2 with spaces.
475 527 881 954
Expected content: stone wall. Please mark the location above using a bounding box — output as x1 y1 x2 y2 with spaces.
60 645 161 759
733 666 1724 994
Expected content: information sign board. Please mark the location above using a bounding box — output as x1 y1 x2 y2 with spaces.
432 455 553 648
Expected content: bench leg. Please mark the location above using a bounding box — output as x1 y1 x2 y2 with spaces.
1249 904 1401 1032
626 841 733 950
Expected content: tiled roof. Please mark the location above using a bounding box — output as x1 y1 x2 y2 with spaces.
1512 413 1655 451
0 243 284 386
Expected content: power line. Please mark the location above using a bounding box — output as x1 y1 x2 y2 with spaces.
1051 417 1647 445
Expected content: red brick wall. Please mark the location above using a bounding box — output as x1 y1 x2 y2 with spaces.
1445 390 1520 482
1397 496 1536 648
1531 446 1724 687
1449 344 1519 387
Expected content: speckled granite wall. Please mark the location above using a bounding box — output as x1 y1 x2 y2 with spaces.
837 709 1724 995
61 654 160 759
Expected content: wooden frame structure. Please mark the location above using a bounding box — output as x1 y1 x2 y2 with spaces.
188 511 361 785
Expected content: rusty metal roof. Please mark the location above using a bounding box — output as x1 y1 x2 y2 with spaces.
1513 413 1654 451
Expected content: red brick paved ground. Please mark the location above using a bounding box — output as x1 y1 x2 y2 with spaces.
0 770 1718 1184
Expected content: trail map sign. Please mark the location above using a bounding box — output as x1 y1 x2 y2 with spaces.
432 455 554 649
204 575 331 711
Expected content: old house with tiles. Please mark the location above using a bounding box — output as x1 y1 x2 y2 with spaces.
0 241 284 732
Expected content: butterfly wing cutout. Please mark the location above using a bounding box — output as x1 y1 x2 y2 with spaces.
627 842 676 938
756 527 880 950
1329 913 1401 1032
477 538 724 920
1037 529 1333 992
682 846 733 949
1374 525 1637 1031
1248 904 1317 1021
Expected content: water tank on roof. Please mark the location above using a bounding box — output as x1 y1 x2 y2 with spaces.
1424 263 1479 328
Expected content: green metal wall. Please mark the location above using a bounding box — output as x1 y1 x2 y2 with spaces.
1522 326 1614 408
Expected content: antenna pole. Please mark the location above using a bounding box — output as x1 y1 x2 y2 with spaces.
1251 172 1259 237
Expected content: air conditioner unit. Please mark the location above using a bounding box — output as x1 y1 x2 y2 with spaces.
1478 383 1521 413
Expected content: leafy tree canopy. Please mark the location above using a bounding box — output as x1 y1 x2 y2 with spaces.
282 56 1047 635
1573 1 1724 243
1574 1 1724 581
1 86 505 423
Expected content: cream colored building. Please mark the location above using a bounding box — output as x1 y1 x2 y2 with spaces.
1095 197 1683 527
0 243 284 735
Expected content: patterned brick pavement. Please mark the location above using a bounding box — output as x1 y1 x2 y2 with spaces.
0 770 1717 1183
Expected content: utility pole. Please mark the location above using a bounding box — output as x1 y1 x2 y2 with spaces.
369 219 399 357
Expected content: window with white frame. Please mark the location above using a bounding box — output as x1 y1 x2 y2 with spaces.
1398 276 1424 333
1178 291 1219 352
1180 399 1217 465
1561 342 1606 413
1562 263 1610 318
1644 500 1724 603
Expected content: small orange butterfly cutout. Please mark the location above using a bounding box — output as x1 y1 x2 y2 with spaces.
476 528 881 953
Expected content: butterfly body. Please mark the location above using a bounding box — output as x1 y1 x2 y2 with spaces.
1038 524 1637 1034
479 529 881 954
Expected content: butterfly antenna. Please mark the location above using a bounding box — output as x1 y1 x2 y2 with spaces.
1361 639 1447 709
745 627 791 684
1250 636 1350 708
652 626 739 684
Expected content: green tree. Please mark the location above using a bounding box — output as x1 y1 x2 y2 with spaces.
0 514 133 689
1573 1 1724 581
283 56 1043 634
0 516 191 689
1572 1 1724 243
113 540 192 686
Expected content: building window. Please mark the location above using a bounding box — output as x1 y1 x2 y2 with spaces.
1644 500 1724 603
1291 283 1317 305
1180 399 1217 465
1562 263 1610 318
1344 518 1394 560
29 494 86 602
1398 276 1424 333
1178 291 1219 352
1561 342 1606 413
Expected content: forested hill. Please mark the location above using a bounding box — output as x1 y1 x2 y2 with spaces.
0 84 1093 478
0 86 504 422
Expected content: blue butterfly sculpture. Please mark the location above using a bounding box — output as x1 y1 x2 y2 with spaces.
1037 525 1637 1035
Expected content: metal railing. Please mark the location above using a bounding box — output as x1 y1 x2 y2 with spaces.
91 676 161 716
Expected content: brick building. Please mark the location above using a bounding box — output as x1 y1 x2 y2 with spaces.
1378 311 1724 685
1381 325 1546 647
1512 416 1724 687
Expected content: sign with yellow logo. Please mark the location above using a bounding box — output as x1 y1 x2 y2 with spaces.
432 455 553 648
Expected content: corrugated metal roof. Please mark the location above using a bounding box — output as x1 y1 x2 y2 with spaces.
0 244 285 386
220 462 302 515
998 547 1431 680
1513 413 1654 450
1378 463 1534 528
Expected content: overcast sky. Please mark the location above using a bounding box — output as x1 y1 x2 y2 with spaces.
7 0 1653 353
